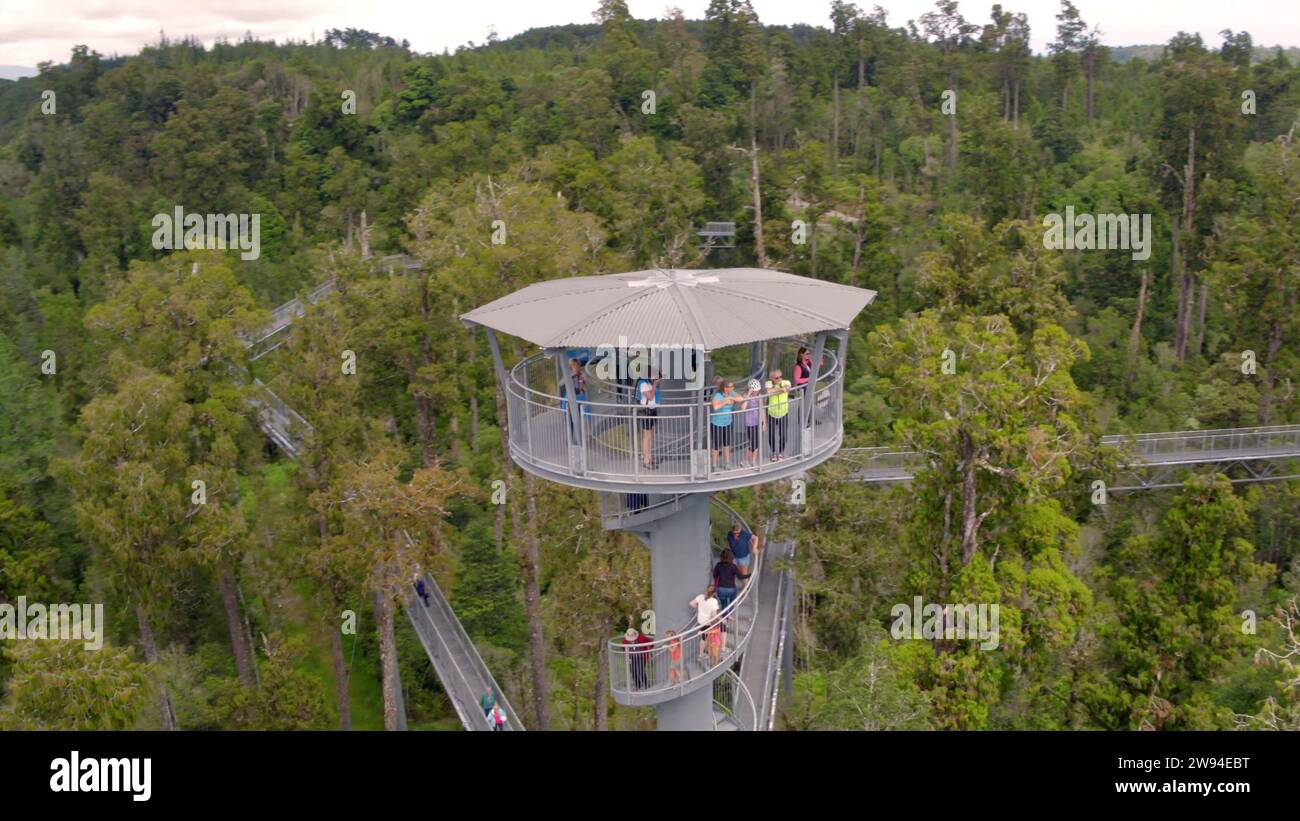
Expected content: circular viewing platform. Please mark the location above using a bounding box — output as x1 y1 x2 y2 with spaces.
503 338 846 493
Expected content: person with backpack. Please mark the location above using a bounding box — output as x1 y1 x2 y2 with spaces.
490 703 507 731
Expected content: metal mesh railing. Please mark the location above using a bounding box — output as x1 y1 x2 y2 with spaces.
608 500 759 702
1100 425 1300 463
504 342 844 486
250 379 312 457
839 425 1300 483
713 669 757 730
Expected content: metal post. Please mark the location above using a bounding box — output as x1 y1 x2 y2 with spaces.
801 332 828 453
375 589 408 731
480 327 509 384
781 576 795 699
555 348 584 475
646 492 715 730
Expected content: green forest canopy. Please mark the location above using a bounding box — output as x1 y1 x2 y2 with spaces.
0 1 1298 731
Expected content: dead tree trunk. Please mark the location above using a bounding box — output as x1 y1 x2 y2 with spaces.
219 566 256 688
331 619 352 730
595 635 609 731
832 78 840 163
136 604 178 731
1194 279 1209 358
374 586 401 731
1126 269 1150 385
495 381 550 730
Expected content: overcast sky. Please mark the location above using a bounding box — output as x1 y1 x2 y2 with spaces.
1 0 1296 70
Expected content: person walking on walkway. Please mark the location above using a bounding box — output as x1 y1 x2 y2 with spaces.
480 689 496 717
689 586 720 664
623 627 651 689
490 703 507 731
727 522 761 581
664 630 683 685
414 572 431 607
712 548 743 616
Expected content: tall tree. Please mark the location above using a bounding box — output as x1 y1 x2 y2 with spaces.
311 445 466 730
919 0 976 172
1152 37 1242 360
1049 0 1087 111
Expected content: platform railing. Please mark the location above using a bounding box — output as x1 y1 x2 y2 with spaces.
608 501 760 704
1100 425 1300 463
250 378 312 457
505 342 843 486
713 669 758 731
598 491 684 527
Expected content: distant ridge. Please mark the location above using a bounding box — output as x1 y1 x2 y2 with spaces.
1110 44 1298 64
0 65 38 81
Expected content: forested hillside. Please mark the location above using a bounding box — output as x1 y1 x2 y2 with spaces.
1 0 1298 731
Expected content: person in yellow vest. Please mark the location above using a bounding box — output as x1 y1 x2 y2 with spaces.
765 368 791 461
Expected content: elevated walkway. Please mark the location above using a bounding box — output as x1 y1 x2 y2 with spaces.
242 270 521 732
405 572 524 731
839 425 1300 490
736 537 794 731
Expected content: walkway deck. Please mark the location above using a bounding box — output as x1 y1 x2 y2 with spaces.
405 572 524 731
839 425 1300 489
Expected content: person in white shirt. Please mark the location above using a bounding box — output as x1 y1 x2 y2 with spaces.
637 368 662 470
689 586 721 664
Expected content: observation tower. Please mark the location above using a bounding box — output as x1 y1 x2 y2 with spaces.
462 268 875 729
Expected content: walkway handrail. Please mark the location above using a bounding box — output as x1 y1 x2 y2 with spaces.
599 491 683 526
409 572 524 731
840 424 1300 480
1100 424 1300 441
607 505 762 702
713 669 758 731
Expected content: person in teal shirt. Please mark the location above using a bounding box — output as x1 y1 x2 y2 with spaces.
710 380 739 469
480 689 495 717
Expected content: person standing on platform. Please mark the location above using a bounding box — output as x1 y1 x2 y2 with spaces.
765 369 791 461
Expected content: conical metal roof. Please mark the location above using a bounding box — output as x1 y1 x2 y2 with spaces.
460 268 876 351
